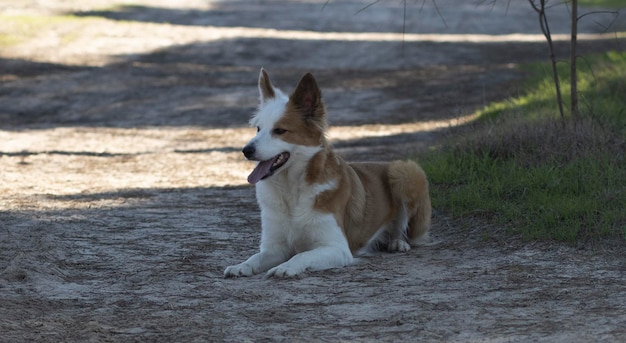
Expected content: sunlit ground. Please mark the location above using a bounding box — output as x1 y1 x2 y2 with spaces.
1 0 623 207
0 112 477 206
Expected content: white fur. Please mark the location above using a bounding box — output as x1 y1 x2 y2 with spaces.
224 80 353 278
224 166 353 277
252 88 288 126
247 94 291 162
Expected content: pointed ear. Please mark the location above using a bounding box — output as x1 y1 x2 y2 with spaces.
258 68 275 103
290 72 321 115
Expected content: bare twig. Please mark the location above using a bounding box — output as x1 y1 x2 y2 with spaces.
354 0 449 55
578 10 621 32
476 0 512 15
354 0 381 16
431 0 449 29
402 0 407 56
529 0 566 122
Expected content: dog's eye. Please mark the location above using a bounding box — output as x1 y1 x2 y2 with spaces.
256 126 260 132
273 128 287 135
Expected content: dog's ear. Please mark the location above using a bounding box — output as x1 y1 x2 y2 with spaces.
258 68 276 103
290 73 322 116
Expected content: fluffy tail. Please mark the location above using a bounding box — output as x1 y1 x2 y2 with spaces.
388 160 432 245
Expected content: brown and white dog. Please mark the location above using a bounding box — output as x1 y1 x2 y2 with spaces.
224 69 431 278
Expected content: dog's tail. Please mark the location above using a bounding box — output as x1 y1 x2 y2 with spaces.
388 160 432 245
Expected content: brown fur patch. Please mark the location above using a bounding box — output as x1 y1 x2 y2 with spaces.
272 72 328 147
310 159 431 253
274 102 325 147
342 163 397 251
388 160 431 242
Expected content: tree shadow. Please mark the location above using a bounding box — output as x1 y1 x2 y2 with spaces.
1 1 624 130
68 2 621 34
68 2 452 33
0 38 532 130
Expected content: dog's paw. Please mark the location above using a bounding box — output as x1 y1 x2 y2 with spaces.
224 263 255 278
266 264 303 278
388 239 411 253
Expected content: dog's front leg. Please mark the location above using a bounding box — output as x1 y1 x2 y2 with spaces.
266 245 353 278
224 248 289 278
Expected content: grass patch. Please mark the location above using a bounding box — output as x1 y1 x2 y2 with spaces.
479 51 626 129
422 51 626 243
579 0 626 8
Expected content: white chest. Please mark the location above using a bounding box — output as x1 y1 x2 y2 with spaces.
255 177 341 253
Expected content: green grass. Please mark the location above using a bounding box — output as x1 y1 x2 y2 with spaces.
478 51 626 128
579 0 626 8
422 51 626 243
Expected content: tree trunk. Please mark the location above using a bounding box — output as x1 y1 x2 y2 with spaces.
571 0 579 119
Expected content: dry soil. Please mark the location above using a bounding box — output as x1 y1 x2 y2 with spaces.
1 1 625 342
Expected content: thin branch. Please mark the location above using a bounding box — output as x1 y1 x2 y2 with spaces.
402 0 407 57
578 10 620 32
475 0 511 15
578 9 619 21
431 0 449 29
528 0 566 122
354 0 381 16
528 0 541 13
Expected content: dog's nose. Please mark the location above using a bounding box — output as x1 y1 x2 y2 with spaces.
242 145 255 159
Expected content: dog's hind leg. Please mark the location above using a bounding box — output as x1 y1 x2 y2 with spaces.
386 203 411 252
407 196 431 246
388 160 432 247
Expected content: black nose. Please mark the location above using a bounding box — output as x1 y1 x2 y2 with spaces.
242 145 255 159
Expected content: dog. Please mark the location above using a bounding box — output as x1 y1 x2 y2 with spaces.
224 69 431 278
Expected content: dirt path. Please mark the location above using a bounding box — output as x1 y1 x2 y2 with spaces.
1 1 625 342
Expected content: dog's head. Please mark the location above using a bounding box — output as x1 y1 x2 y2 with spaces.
243 68 327 184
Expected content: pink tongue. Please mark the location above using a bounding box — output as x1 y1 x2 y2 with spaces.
247 156 278 184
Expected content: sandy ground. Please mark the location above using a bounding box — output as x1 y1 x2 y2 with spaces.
1 0 625 342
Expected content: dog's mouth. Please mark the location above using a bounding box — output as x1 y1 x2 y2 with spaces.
247 152 290 184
